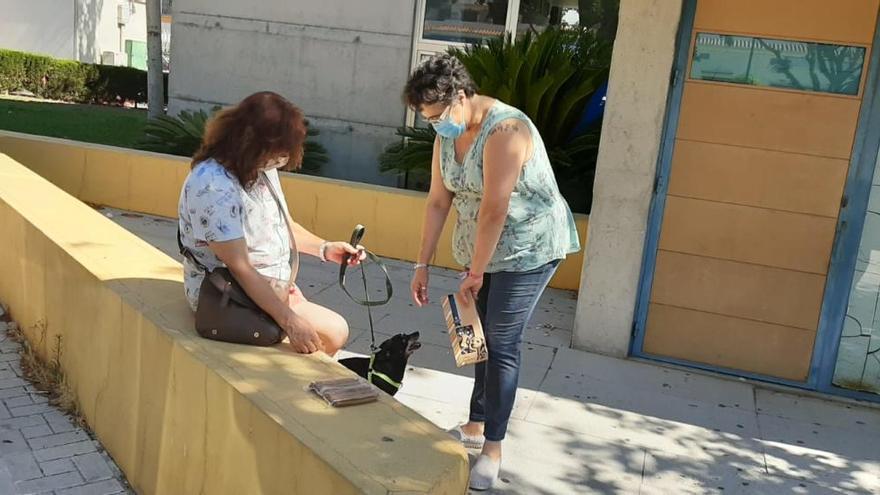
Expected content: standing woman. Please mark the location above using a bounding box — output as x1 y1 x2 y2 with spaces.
406 54 581 490
178 91 363 355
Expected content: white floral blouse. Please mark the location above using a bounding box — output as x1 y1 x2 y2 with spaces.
177 159 293 311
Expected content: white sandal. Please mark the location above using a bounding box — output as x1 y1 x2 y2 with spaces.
469 455 500 491
448 424 485 450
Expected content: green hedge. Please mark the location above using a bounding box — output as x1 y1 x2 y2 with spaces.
0 49 168 104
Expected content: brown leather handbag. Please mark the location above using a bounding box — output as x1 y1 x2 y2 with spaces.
178 171 299 346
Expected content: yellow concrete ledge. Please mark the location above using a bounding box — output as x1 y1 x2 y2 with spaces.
0 131 588 290
0 154 469 494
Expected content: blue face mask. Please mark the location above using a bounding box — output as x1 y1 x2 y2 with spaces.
431 104 466 139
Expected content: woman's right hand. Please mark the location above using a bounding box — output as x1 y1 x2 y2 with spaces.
411 267 430 307
283 312 325 354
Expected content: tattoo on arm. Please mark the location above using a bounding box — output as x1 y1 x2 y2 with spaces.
488 122 520 137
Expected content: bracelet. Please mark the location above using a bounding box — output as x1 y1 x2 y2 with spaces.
318 241 329 263
413 263 429 271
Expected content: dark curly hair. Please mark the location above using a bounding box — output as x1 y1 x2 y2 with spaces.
192 91 307 188
403 53 478 110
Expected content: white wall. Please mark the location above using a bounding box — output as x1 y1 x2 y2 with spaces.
0 0 75 59
123 1 148 43
168 0 418 186
0 0 148 64
80 0 148 64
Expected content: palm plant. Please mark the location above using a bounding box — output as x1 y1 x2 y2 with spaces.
378 126 436 186
378 28 611 213
454 28 609 151
137 107 328 174
137 107 215 156
300 129 329 173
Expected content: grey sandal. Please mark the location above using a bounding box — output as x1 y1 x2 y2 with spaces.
448 425 485 450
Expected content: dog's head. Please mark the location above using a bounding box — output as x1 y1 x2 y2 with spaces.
376 332 422 361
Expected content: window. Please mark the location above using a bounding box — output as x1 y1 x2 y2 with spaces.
515 0 581 38
422 1 509 44
691 33 866 96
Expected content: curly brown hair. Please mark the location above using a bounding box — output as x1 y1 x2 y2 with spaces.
403 53 478 111
191 91 307 188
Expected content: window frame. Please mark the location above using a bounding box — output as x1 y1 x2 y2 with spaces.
686 29 872 100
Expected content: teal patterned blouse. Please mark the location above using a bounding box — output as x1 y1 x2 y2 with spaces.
440 100 581 273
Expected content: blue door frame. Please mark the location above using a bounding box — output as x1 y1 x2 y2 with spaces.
630 0 880 403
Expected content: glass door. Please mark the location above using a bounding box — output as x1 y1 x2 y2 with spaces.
833 148 880 396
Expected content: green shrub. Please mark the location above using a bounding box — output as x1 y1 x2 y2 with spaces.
90 65 167 104
0 49 167 104
0 50 90 101
45 61 95 101
0 51 29 92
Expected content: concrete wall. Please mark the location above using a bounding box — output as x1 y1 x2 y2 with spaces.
573 0 684 356
167 0 418 186
0 153 469 494
0 131 589 291
0 0 75 59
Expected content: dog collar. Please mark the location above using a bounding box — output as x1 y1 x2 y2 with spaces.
368 354 402 391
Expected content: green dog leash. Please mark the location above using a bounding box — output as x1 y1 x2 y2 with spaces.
338 225 396 389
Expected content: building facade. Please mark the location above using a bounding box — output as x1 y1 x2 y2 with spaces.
0 0 152 67
167 0 586 185
577 0 880 403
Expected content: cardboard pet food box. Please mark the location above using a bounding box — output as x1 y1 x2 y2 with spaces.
441 293 488 367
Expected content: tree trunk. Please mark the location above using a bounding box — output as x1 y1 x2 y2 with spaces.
598 0 619 42
579 0 619 41
146 0 164 118
578 0 597 25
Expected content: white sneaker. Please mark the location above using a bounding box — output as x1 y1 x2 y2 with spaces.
448 424 485 450
469 455 500 491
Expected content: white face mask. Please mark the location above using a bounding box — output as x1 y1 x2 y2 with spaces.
264 156 289 170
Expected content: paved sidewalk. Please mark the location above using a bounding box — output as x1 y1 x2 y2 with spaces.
0 310 132 495
105 208 880 494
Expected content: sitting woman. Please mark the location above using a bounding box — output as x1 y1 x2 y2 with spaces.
178 91 362 355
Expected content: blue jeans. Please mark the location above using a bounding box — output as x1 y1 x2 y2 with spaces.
469 260 560 441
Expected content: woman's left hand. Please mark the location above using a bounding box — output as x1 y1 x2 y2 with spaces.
459 271 483 302
324 242 367 265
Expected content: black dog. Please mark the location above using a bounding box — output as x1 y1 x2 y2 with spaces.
339 332 421 396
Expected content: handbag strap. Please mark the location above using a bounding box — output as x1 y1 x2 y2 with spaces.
178 227 208 271
177 170 298 284
262 171 299 284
